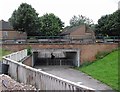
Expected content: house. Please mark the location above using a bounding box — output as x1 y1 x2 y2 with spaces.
60 25 95 43
0 20 27 43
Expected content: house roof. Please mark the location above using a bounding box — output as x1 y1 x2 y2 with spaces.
60 25 85 35
60 24 93 36
0 20 14 31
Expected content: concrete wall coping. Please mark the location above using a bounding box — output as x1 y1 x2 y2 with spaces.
32 48 80 52
2 43 118 45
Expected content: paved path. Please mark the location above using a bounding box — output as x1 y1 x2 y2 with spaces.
35 65 114 91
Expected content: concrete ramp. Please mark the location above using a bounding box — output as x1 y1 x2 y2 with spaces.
35 66 114 91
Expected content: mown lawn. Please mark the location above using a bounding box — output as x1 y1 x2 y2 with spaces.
0 48 11 60
77 50 119 91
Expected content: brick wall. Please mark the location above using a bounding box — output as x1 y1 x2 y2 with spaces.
0 31 2 39
2 43 118 64
79 44 118 63
70 25 86 36
0 31 27 39
23 55 32 67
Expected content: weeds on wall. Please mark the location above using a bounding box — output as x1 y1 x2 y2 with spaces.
95 48 118 60
95 51 110 60
27 46 32 55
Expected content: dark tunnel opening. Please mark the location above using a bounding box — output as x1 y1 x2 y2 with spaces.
32 49 80 67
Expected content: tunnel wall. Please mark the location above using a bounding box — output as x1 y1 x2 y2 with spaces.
33 52 38 66
2 43 118 64
65 52 78 66
23 55 32 67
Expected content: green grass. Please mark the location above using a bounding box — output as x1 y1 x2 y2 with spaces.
0 48 11 60
77 50 119 91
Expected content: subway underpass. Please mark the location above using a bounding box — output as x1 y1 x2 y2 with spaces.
32 49 80 68
30 49 114 91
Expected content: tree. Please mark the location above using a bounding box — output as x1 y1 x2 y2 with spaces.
95 15 110 36
69 15 94 27
95 10 120 36
39 13 64 36
9 3 40 36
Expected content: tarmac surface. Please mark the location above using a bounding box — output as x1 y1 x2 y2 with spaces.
35 65 114 91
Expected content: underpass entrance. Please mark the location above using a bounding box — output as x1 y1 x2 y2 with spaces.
32 49 80 67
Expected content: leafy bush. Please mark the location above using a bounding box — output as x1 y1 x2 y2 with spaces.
27 46 32 55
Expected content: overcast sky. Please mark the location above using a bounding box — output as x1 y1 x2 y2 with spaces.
0 0 119 26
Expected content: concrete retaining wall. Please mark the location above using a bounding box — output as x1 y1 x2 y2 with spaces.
4 49 27 62
22 55 32 67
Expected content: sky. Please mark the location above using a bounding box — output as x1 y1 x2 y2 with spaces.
0 0 119 26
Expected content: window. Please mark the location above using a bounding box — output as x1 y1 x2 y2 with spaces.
3 31 8 38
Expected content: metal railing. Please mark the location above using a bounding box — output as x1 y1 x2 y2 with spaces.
1 36 119 44
35 58 73 66
95 36 120 43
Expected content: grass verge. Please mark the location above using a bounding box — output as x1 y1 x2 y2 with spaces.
76 50 119 91
0 48 11 60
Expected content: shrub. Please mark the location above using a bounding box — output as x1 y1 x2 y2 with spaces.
27 46 32 55
95 51 110 60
